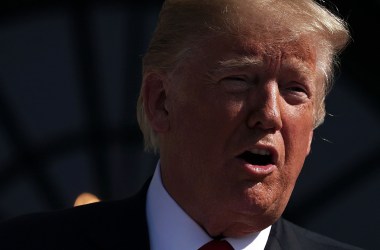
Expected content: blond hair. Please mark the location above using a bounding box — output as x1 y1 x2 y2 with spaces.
137 0 350 152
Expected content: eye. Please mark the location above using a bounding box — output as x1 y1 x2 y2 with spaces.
281 81 310 103
286 85 307 93
219 76 251 93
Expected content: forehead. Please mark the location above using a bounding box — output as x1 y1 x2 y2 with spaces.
188 35 318 75
245 37 317 65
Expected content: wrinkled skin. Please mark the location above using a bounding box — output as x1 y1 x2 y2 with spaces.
143 35 318 237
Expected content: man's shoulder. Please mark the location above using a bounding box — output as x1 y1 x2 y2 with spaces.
1 195 141 225
0 190 149 249
266 218 364 250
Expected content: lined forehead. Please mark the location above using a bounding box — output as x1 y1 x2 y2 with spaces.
215 56 314 74
209 37 317 73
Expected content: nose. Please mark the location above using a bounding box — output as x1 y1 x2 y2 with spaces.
246 82 283 133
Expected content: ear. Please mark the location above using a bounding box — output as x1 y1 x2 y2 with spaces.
142 72 170 133
306 130 313 155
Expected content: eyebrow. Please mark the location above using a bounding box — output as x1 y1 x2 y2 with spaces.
208 56 264 76
207 55 314 80
219 56 264 68
218 56 264 69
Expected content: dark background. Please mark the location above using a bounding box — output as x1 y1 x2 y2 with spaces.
0 1 378 249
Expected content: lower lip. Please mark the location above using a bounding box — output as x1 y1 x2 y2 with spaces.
238 159 277 176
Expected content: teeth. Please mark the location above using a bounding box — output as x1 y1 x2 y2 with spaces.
250 149 270 155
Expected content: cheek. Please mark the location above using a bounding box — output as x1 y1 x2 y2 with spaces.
175 86 244 132
282 105 314 179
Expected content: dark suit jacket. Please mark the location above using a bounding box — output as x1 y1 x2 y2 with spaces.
0 180 363 250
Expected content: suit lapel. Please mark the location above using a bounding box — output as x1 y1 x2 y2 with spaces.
264 218 304 250
265 219 283 250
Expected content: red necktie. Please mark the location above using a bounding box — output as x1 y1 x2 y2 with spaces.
198 239 234 250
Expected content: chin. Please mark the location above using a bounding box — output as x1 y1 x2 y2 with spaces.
244 201 284 230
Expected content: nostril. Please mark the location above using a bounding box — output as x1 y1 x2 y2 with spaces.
246 106 283 132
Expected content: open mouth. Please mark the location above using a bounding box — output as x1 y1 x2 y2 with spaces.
237 150 274 166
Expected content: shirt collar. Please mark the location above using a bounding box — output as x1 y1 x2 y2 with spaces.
146 161 271 250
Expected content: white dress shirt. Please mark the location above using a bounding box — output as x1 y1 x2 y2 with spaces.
146 161 271 250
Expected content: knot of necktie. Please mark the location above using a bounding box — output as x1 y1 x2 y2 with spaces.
198 239 234 250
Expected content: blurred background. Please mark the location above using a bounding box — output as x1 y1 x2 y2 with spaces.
0 0 378 249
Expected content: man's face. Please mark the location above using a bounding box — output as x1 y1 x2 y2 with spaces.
158 36 317 237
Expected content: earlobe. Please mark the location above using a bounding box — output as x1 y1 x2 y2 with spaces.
142 72 170 133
